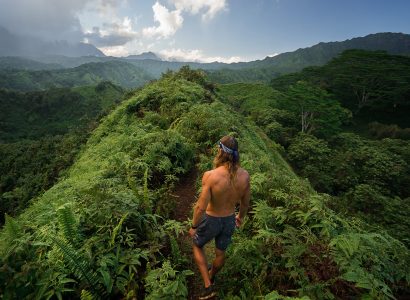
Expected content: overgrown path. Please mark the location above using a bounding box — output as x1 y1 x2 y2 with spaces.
171 168 215 299
172 168 198 223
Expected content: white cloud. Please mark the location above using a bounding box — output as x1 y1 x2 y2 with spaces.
142 2 183 39
141 0 226 40
99 45 129 56
159 48 243 63
84 17 138 46
170 0 227 21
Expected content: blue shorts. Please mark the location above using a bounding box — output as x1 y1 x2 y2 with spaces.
193 213 236 251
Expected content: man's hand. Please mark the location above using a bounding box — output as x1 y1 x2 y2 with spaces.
235 215 243 228
189 227 196 237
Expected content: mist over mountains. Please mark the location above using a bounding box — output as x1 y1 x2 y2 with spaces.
0 27 104 57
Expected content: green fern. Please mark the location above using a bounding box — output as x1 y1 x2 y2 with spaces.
40 228 103 297
145 260 193 300
0 214 23 258
143 167 152 213
81 289 95 300
4 213 20 239
110 213 129 247
162 219 186 236
264 290 311 299
57 204 79 246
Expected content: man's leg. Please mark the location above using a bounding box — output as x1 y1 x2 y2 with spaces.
209 248 225 280
193 244 212 288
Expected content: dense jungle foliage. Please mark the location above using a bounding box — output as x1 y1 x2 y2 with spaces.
219 50 410 248
1 66 409 299
0 82 125 224
271 50 410 128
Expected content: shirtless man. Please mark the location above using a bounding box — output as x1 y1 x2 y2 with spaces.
189 135 250 299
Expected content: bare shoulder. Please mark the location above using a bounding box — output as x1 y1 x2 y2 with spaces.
202 170 213 184
203 170 213 179
238 168 250 178
238 168 250 181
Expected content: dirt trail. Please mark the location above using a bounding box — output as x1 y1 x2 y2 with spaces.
171 168 216 300
172 168 198 223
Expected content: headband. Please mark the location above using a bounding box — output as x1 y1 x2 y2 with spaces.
218 141 234 154
218 141 239 162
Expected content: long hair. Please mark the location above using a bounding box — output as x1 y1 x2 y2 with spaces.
213 136 240 182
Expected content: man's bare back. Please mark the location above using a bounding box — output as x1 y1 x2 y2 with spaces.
204 166 250 218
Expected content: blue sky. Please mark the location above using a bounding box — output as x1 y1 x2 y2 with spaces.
1 0 409 61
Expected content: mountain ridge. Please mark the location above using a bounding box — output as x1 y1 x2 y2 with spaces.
1 32 410 84
206 32 410 83
125 51 161 61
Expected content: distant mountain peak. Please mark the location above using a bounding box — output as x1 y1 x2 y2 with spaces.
125 51 161 61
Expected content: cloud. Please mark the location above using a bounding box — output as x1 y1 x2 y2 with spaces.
0 0 127 43
98 45 129 56
84 17 138 47
170 0 227 21
159 48 242 63
142 2 183 39
142 0 226 40
0 0 88 42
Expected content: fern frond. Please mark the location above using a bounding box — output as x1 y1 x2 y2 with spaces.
0 214 22 258
143 167 152 213
81 289 95 300
110 212 129 247
40 229 103 297
57 204 79 246
162 219 186 237
4 213 20 240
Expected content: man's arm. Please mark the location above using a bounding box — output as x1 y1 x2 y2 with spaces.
236 172 250 227
191 171 212 230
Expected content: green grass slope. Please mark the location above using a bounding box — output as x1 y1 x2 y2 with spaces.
0 69 408 299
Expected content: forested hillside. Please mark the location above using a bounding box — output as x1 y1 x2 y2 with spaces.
255 50 410 251
1 68 408 299
0 61 153 91
0 82 124 141
218 49 410 246
0 82 125 224
0 56 62 70
271 49 410 128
